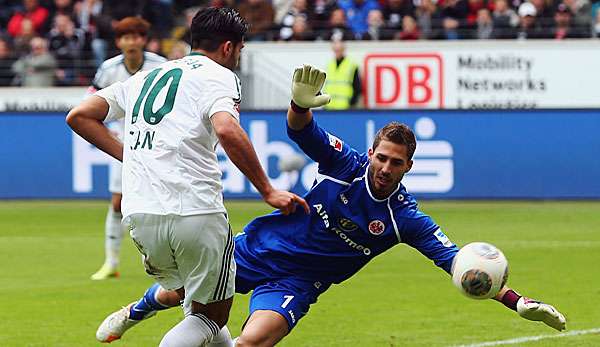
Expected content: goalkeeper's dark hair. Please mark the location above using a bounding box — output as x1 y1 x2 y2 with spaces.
190 7 248 51
372 122 417 160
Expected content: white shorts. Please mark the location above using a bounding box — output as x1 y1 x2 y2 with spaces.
124 213 235 306
108 159 121 194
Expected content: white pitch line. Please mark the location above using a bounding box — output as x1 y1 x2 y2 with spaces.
452 328 600 347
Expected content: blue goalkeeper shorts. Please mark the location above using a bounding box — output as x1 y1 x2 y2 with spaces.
235 256 330 330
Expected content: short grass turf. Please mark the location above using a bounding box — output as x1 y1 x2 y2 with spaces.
1 200 599 347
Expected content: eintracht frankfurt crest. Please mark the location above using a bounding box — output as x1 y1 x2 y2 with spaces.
368 220 385 235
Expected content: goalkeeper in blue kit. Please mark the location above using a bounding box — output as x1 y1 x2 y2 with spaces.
96 65 566 346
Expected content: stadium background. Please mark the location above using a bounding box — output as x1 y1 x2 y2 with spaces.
1 1 600 346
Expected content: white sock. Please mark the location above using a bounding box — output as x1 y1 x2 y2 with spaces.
207 326 233 347
104 206 123 268
159 313 219 347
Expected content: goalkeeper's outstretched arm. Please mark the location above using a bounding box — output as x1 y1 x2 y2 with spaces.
288 64 331 130
494 286 566 331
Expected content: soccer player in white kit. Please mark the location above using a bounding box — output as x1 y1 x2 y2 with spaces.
67 7 309 346
88 16 167 281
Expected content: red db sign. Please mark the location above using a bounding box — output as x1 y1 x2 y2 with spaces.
364 54 444 109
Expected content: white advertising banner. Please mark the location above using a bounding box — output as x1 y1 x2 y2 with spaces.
241 40 600 109
0 87 87 111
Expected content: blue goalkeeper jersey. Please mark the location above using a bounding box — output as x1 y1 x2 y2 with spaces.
234 118 458 285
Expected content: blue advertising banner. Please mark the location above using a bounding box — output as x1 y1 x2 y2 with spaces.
1 110 599 199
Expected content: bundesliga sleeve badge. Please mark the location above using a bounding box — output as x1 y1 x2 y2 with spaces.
327 133 343 152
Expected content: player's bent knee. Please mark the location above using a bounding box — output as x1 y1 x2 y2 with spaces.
235 333 272 347
236 311 289 347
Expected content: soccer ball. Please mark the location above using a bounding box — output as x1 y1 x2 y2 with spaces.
451 242 509 300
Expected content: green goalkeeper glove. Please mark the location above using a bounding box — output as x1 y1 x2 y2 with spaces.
517 297 566 331
291 65 331 109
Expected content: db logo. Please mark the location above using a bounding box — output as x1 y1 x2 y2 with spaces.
368 220 385 235
364 53 444 109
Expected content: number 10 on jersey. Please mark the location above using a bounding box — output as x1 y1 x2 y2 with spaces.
129 68 182 150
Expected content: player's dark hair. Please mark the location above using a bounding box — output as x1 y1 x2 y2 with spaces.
190 7 248 51
372 122 417 160
114 17 150 38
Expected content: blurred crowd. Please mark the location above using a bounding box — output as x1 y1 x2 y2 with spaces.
1 0 600 87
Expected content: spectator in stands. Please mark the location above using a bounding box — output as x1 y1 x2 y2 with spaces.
167 40 189 60
415 0 443 39
143 0 174 39
466 0 487 27
323 39 361 109
176 6 199 46
441 17 461 39
396 15 421 39
440 0 469 39
7 0 50 38
48 13 88 85
145 36 163 56
311 0 338 30
11 36 57 86
551 2 590 38
492 0 519 39
279 0 309 40
48 0 75 23
0 37 16 86
13 17 36 56
320 7 355 40
360 9 395 39
338 0 381 38
0 0 20 31
237 0 275 40
273 0 295 24
473 8 494 38
286 15 318 40
561 0 591 31
514 2 545 38
593 8 600 37
74 0 114 68
382 0 416 31
530 0 554 27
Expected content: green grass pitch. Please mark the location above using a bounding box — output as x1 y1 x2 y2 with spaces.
1 200 599 346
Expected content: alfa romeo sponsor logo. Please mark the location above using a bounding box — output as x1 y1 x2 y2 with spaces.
368 220 385 235
338 218 358 232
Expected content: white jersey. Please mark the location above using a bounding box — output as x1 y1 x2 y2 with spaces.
96 53 242 218
92 51 167 90
91 52 166 139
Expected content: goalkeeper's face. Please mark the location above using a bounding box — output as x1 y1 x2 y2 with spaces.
368 140 413 198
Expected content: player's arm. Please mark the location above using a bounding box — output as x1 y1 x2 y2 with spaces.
493 286 566 331
287 64 330 131
286 64 365 178
210 112 309 215
403 217 567 332
66 89 124 162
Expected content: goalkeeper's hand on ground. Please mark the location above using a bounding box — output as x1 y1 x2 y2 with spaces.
517 297 566 331
291 65 331 109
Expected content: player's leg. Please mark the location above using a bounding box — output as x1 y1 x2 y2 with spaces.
97 282 236 345
91 158 123 280
160 296 233 347
96 213 183 342
236 310 289 347
96 283 178 342
235 279 327 347
159 213 236 347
